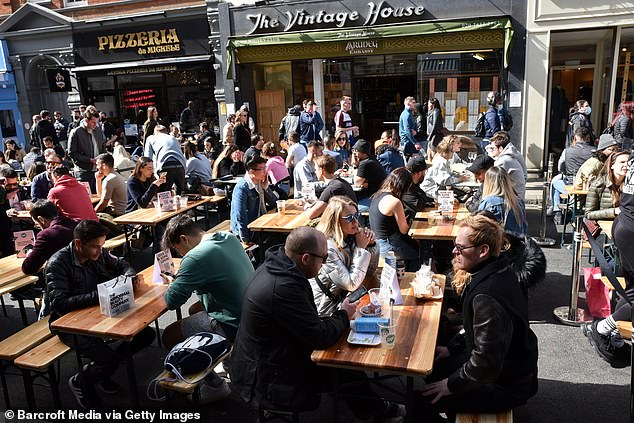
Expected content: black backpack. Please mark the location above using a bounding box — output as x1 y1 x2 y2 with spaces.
503 111 513 131
474 112 486 138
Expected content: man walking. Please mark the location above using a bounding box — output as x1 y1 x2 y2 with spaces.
68 109 105 193
399 96 418 158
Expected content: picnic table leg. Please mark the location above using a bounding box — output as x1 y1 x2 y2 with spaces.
0 296 7 317
124 343 140 408
151 226 159 255
17 299 28 326
154 320 162 348
48 364 62 409
332 369 340 423
204 202 210 229
0 363 11 409
406 376 414 423
123 225 131 261
20 368 36 409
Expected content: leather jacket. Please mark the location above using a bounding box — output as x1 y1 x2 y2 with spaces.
447 256 538 394
46 241 135 323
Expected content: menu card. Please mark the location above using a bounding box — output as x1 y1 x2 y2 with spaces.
157 191 174 212
153 249 175 284
14 230 35 258
380 264 403 305
437 190 455 213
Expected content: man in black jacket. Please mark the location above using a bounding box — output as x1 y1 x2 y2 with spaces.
46 220 155 409
419 214 538 419
231 227 404 419
402 155 434 222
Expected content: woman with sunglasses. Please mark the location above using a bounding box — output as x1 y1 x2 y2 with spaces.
333 129 351 166
310 195 379 317
369 168 420 271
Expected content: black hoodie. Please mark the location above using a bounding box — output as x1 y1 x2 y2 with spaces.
230 245 349 410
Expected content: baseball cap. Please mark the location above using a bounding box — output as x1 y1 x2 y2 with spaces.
406 156 427 173
466 154 494 174
351 139 371 155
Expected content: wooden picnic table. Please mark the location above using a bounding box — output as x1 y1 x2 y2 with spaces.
598 220 613 240
51 259 181 407
564 185 588 196
248 198 310 233
113 198 214 226
312 271 445 421
409 218 460 240
415 204 469 220
0 254 40 325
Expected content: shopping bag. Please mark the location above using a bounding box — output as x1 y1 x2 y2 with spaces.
584 267 611 318
97 275 135 317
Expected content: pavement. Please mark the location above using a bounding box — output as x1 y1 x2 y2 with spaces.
0 205 630 423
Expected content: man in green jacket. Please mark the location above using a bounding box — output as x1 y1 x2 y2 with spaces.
161 214 254 403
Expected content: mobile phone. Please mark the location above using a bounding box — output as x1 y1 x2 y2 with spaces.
347 286 368 303
160 271 175 279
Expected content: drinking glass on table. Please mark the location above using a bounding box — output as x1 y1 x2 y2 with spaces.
468 151 477 163
378 321 397 350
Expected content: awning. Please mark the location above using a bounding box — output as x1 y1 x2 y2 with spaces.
227 17 513 78
72 54 211 73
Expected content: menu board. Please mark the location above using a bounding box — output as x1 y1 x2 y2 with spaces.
437 190 455 213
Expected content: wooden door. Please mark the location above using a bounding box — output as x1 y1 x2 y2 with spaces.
255 90 286 147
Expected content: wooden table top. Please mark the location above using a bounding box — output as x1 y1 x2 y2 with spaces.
113 198 210 226
90 194 100 204
564 185 588 196
248 199 310 233
311 272 445 377
598 220 613 240
202 194 228 204
415 204 469 220
409 218 460 240
51 260 181 341
0 254 28 286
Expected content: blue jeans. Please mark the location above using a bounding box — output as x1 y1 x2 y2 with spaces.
550 175 566 212
377 233 420 271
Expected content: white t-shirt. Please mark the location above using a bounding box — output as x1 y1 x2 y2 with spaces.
287 143 307 167
335 110 354 138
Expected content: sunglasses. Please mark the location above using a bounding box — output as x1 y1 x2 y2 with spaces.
340 212 360 223
453 242 477 255
305 251 328 264
337 137 348 141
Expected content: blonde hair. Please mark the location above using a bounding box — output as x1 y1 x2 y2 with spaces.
316 195 357 249
481 166 525 229
436 136 454 156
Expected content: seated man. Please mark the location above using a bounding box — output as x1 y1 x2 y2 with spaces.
22 200 78 275
31 148 61 201
293 140 325 198
402 156 434 222
42 135 65 161
94 153 127 217
230 157 276 244
231 227 404 419
418 215 538 419
352 139 387 211
464 154 494 213
48 166 98 222
160 215 254 402
0 168 22 257
304 154 356 219
46 220 155 409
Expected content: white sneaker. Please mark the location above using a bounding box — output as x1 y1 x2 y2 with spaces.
194 379 231 404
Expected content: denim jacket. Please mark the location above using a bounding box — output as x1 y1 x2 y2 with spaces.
230 175 276 243
478 195 527 237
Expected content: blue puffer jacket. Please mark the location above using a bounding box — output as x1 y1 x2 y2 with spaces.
478 195 527 237
484 107 501 138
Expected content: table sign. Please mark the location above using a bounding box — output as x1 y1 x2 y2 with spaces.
97 275 135 317
9 196 24 211
80 181 92 195
14 230 35 258
380 264 403 305
153 249 175 284
157 191 175 212
437 190 455 213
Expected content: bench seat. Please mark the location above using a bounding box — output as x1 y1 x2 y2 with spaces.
14 336 70 371
456 410 513 423
103 234 127 251
0 316 52 361
600 276 626 291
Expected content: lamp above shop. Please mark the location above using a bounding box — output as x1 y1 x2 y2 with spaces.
472 53 485 61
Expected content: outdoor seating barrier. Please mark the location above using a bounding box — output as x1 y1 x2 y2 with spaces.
534 153 556 247
563 220 634 423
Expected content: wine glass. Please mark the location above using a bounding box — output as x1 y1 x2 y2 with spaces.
468 151 477 163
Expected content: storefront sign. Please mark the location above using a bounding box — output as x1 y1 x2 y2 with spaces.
106 65 177 76
345 40 379 55
245 1 425 35
74 18 210 66
46 68 71 92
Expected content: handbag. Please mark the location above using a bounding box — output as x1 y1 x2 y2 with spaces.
147 332 231 401
582 218 601 241
583 267 611 318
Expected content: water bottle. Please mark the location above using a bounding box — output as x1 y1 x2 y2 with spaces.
351 317 390 334
384 251 397 270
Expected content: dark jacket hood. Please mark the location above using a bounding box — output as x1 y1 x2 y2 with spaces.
264 244 305 279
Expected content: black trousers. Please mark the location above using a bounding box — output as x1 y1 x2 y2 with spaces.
610 216 634 321
60 327 155 392
416 352 536 418
159 164 186 195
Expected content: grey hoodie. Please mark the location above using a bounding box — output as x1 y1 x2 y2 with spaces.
495 143 528 199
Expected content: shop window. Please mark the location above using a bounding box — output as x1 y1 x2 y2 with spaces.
291 60 314 106
252 61 292 107
117 74 163 89
62 0 87 7
166 70 202 87
86 76 114 91
323 59 352 131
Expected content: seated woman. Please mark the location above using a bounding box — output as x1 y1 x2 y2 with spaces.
420 136 469 198
311 195 379 317
185 141 213 186
369 167 420 270
333 129 351 166
261 142 290 196
478 166 528 237
212 144 245 179
585 151 629 221
126 157 166 213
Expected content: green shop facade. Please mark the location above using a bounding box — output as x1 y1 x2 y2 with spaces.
208 0 527 149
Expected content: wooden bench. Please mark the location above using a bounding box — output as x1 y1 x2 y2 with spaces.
103 234 127 251
617 321 632 340
600 276 626 291
0 275 42 326
0 316 53 408
14 335 70 409
456 410 513 423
